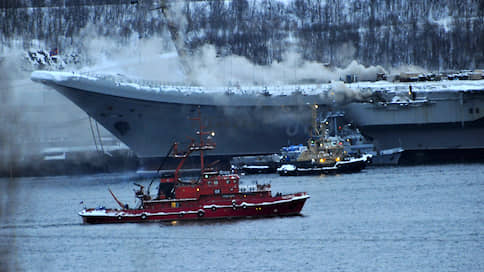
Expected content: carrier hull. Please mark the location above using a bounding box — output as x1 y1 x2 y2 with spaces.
31 71 484 164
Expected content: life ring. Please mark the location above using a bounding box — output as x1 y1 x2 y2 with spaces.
211 206 217 211
197 210 205 217
140 213 147 220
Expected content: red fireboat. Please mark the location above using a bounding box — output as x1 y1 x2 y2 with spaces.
79 111 309 224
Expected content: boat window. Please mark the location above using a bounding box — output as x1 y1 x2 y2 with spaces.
208 181 212 185
477 108 480 114
214 181 218 185
469 108 474 114
226 180 230 184
214 189 221 194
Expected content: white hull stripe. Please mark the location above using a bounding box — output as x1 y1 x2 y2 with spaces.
203 194 310 209
79 195 309 218
79 209 204 218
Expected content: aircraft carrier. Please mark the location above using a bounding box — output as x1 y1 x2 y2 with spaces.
31 71 484 165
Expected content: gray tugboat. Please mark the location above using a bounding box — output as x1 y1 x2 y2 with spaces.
321 112 403 165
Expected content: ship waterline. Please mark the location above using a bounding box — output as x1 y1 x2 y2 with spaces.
31 71 484 162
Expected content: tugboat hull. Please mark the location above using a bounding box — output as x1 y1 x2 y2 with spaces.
277 157 368 176
79 193 309 224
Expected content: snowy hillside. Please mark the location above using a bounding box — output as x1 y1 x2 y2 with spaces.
1 0 483 72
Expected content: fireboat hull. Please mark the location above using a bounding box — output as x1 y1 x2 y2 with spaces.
79 193 309 224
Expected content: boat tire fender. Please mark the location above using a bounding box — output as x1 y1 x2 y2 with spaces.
141 213 147 220
242 204 247 209
198 210 205 217
211 206 216 211
117 215 123 220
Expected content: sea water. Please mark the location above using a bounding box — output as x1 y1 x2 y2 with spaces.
1 164 483 271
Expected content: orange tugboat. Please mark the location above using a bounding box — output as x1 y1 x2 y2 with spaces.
79 111 309 224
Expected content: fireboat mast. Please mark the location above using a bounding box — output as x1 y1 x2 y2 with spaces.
191 109 216 173
172 108 216 181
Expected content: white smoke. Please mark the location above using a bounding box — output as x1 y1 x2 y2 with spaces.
76 26 185 82
165 1 188 54
68 21 387 88
186 44 386 87
328 81 373 104
0 44 114 173
5 2 386 89
0 51 31 170
95 1 386 87
389 64 429 75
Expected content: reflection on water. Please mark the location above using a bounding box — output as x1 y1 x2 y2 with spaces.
0 178 19 271
1 165 483 271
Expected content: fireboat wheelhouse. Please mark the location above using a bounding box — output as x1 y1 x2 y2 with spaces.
79 110 309 224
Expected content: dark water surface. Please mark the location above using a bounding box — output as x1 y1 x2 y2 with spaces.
1 164 483 271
